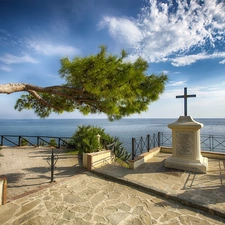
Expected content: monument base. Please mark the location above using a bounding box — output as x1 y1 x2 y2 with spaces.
165 156 208 174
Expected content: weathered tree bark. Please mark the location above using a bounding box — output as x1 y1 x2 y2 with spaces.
0 83 99 112
0 83 81 95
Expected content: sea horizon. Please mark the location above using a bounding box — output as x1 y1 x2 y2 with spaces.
0 118 224 151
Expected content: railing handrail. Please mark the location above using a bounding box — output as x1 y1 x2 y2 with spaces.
132 132 225 160
0 134 72 148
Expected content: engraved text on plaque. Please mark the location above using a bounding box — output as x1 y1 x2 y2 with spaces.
176 131 194 157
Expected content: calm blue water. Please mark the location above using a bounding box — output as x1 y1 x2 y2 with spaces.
0 118 224 151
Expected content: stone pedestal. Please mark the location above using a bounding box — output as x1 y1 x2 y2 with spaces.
165 116 208 173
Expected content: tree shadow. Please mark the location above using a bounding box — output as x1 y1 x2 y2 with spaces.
93 157 225 206
5 173 25 183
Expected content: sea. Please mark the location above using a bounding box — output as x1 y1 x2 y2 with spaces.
0 118 224 151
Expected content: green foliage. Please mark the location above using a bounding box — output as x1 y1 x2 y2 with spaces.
20 138 28 146
49 138 57 147
14 46 168 120
112 137 131 162
67 125 131 164
70 125 111 153
39 141 47 146
61 139 75 149
115 158 129 168
65 149 79 155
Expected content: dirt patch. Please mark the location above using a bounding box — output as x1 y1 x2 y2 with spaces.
0 146 85 200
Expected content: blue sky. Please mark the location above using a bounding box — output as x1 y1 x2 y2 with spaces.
0 0 225 119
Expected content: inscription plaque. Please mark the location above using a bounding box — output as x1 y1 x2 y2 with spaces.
176 131 194 157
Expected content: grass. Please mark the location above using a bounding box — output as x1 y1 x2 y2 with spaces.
65 149 80 155
115 158 129 168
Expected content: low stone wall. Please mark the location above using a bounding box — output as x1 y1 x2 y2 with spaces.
128 147 161 170
201 151 225 160
0 175 7 205
160 147 225 160
82 147 225 171
128 147 225 170
83 150 114 171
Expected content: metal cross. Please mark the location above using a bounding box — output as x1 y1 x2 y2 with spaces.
176 87 196 116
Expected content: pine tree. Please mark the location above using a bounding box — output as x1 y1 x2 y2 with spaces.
0 46 168 120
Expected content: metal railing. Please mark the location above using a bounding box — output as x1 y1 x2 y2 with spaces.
131 134 159 160
0 135 113 151
131 132 225 160
201 134 225 152
0 135 72 148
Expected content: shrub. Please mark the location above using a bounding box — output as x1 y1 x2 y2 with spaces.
20 138 28 146
39 141 46 146
111 137 131 162
49 138 57 147
70 125 111 153
69 125 131 164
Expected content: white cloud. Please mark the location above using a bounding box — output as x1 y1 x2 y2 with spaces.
219 59 225 64
100 0 225 66
26 39 80 57
0 54 38 65
160 82 225 102
167 80 187 87
0 29 11 37
160 70 169 74
99 16 143 47
0 65 12 72
172 52 225 66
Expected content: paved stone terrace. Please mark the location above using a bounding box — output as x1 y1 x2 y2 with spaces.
0 152 225 224
0 172 225 225
94 152 225 219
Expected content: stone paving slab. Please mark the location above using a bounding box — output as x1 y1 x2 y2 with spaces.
93 152 225 219
0 172 225 225
0 147 84 200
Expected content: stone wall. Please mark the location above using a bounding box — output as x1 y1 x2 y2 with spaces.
83 150 114 170
0 175 7 205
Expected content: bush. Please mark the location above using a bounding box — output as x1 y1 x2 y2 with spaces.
112 137 131 162
39 141 46 146
68 125 131 164
70 125 111 153
20 138 28 146
49 138 57 147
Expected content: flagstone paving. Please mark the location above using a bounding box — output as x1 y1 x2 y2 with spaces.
94 152 225 219
1 151 225 224
0 172 225 225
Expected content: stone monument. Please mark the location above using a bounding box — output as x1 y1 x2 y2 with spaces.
165 87 208 173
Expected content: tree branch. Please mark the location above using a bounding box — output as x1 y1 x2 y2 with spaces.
27 90 62 111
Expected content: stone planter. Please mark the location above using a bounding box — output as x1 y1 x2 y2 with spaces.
82 150 114 170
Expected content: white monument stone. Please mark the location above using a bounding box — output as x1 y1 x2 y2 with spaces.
165 116 208 173
165 87 208 173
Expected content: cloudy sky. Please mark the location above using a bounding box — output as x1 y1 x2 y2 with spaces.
0 0 225 119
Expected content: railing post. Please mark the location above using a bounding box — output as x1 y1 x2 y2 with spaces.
37 136 40 147
19 136 21 147
158 132 161 147
153 134 155 147
1 136 3 146
132 138 135 160
103 139 106 149
58 138 61 149
147 134 150 150
211 135 214 151
140 137 143 153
